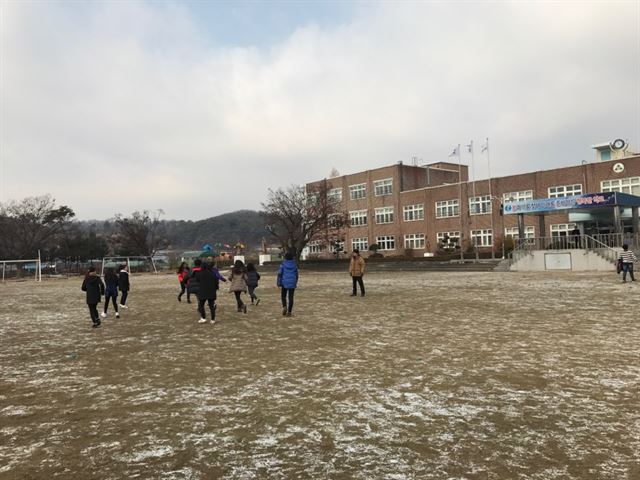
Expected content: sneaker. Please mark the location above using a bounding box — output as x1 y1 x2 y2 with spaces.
350 293 357 297
119 304 129 309
177 295 182 302
243 305 247 314
255 299 260 306
282 307 287 316
115 312 120 318
92 323 100 328
286 311 293 317
101 312 107 318
210 320 217 325
198 318 207 324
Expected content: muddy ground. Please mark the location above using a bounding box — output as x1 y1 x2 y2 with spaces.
0 271 638 479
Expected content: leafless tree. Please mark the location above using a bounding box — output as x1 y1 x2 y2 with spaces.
0 195 75 259
261 182 347 259
112 209 167 256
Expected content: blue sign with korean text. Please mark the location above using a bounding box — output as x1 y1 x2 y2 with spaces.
503 192 616 215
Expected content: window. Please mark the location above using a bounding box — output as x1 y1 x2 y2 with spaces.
601 177 640 195
503 190 533 203
351 237 369 252
328 188 343 203
469 195 492 215
374 178 393 196
437 231 460 249
550 223 576 237
505 226 535 239
471 229 493 247
435 199 459 218
349 210 368 227
403 204 424 221
374 207 394 224
376 236 396 251
349 183 366 200
404 233 426 249
328 213 343 229
307 241 324 254
548 184 582 198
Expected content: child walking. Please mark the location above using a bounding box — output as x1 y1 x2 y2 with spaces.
619 243 637 283
228 260 248 313
192 262 225 324
277 252 299 317
102 268 120 318
246 263 261 305
177 262 191 302
118 264 130 309
187 259 203 302
82 266 105 328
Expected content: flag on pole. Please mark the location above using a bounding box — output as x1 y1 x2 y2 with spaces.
449 146 459 157
481 140 489 153
467 140 473 154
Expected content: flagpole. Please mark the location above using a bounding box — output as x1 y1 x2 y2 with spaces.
485 137 496 259
469 140 477 261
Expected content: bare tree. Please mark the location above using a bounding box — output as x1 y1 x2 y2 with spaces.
261 182 347 259
0 195 75 259
112 209 167 256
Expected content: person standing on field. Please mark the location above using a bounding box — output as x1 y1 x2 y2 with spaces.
177 262 191 303
228 260 249 314
277 252 299 317
102 267 120 318
246 263 261 305
193 262 223 324
619 243 637 283
118 264 130 308
82 266 105 328
349 249 366 297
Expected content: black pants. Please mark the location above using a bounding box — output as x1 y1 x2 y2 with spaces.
234 291 245 309
197 297 216 320
88 303 100 324
104 293 118 313
178 283 191 301
120 290 128 305
248 285 258 302
352 276 365 295
281 288 295 313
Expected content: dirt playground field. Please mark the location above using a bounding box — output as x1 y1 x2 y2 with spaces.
0 271 638 479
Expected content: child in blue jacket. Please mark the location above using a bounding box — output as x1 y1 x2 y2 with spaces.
277 252 299 317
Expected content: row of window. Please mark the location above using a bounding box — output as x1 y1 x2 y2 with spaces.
349 205 424 226
328 176 640 205
318 223 580 253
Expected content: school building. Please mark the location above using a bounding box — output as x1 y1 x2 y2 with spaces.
304 141 640 258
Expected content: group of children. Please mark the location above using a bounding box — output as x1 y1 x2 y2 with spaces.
80 265 130 328
176 253 299 324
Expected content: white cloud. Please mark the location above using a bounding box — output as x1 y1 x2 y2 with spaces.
1 1 638 219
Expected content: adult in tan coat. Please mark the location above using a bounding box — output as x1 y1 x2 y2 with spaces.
349 249 366 297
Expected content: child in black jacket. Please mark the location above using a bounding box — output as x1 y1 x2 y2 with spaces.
82 266 105 328
118 265 130 308
102 268 120 318
246 263 261 305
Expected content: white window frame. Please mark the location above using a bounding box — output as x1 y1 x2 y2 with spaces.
351 237 369 252
374 207 394 224
349 210 367 227
437 231 460 249
376 236 396 251
349 183 367 200
404 233 426 249
307 240 324 254
601 177 640 195
435 199 459 218
505 226 535 239
469 195 492 215
548 184 582 198
328 188 343 203
471 229 493 247
503 190 533 203
550 223 576 237
374 178 393 197
403 204 425 222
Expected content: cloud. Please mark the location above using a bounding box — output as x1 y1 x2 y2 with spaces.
1 1 638 219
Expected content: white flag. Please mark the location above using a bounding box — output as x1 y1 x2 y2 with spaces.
449 146 459 157
467 141 473 154
481 141 488 153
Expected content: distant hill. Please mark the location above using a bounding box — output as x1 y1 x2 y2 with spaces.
78 210 269 251
163 210 267 250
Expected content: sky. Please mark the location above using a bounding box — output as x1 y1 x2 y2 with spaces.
1 0 639 220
